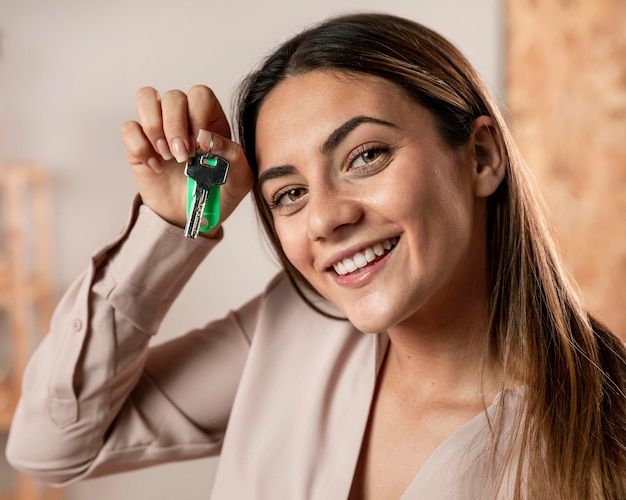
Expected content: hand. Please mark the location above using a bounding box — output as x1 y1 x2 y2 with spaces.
120 85 254 234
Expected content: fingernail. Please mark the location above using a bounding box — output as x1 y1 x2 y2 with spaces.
171 138 188 163
147 157 164 173
156 138 173 160
197 129 212 148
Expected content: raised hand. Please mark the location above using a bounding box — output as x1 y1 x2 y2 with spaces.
120 85 254 234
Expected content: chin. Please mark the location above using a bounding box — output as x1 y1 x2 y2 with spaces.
344 311 394 335
312 285 405 334
342 296 420 334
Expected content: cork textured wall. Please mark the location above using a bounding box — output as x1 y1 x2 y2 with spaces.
506 0 626 336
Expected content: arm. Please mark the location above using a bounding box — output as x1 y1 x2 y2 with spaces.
6 197 258 484
6 84 257 484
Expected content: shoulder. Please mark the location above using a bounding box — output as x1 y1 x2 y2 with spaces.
261 272 345 320
234 272 355 347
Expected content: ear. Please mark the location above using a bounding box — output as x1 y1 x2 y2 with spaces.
468 116 506 198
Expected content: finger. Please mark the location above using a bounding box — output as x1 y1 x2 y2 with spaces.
187 85 232 150
121 119 164 174
161 89 191 163
135 87 173 161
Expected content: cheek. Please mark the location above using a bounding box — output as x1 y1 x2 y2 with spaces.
371 168 440 224
387 167 475 253
275 221 311 272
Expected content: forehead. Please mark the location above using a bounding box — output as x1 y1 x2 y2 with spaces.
257 70 409 122
254 70 422 166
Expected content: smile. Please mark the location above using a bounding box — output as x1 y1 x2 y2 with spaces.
331 237 399 276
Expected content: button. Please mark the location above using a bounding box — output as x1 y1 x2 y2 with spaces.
71 318 83 331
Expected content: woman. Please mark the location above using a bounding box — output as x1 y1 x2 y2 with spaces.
7 12 626 499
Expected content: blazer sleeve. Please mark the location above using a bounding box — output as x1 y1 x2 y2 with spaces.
5 196 259 485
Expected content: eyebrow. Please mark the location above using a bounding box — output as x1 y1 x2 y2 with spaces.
257 115 396 188
321 115 396 154
257 165 298 188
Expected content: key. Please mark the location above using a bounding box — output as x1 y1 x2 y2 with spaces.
184 152 230 238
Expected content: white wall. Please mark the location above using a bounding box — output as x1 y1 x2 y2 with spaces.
0 0 502 498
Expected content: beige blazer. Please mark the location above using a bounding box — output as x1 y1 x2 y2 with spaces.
6 199 521 499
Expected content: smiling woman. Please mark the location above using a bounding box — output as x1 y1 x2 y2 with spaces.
6 12 626 500
254 71 495 338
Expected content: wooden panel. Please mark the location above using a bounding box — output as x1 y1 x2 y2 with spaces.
506 0 626 335
0 165 60 500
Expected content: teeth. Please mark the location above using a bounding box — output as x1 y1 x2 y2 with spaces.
344 259 357 273
353 252 367 268
336 261 347 275
332 237 398 276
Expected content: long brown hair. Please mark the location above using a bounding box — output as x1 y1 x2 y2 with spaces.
235 13 626 498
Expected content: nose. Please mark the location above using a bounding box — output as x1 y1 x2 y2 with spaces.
306 184 363 241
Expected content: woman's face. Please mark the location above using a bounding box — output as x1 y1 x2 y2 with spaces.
255 70 489 334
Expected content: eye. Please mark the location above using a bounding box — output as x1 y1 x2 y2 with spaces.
348 143 391 172
268 186 308 210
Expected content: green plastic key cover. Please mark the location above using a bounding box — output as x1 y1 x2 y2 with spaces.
186 177 221 231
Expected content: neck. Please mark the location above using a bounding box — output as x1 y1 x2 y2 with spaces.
384 298 502 405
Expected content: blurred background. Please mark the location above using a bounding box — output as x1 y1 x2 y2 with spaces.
0 0 623 498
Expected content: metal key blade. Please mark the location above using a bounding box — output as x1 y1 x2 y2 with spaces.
184 152 230 238
184 184 209 238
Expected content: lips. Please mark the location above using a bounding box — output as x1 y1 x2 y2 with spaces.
331 237 399 276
